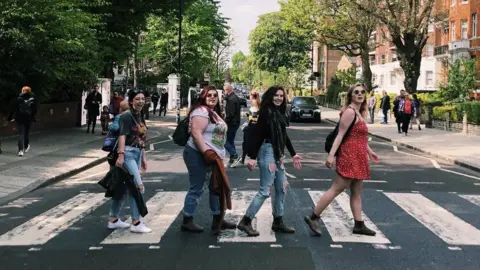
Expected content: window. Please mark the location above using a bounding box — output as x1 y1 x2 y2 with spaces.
461 20 468 39
426 71 434 86
451 21 456 41
426 44 434 57
380 75 385 87
460 0 468 3
428 21 434 32
392 53 398 62
373 74 378 83
390 73 396 85
370 55 376 65
473 13 478 38
451 0 455 5
381 54 386 64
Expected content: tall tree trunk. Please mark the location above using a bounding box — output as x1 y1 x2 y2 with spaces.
393 33 424 93
133 31 140 88
360 50 373 92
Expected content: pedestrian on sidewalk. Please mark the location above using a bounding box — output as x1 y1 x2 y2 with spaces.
379 90 390 124
151 91 160 116
159 88 168 117
85 85 102 134
110 89 152 233
8 86 37 157
237 86 303 237
367 91 376 124
241 91 260 164
410 94 421 131
223 84 242 168
110 90 124 117
393 90 415 136
180 86 236 234
100 105 110 135
143 90 151 120
304 84 380 237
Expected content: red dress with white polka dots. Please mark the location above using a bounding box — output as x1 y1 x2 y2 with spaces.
336 113 370 180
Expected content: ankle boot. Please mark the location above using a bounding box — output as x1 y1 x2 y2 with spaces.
304 212 322 236
237 216 259 237
271 216 295 233
352 220 376 236
181 216 204 233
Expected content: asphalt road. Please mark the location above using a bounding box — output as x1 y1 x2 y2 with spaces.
1 117 480 270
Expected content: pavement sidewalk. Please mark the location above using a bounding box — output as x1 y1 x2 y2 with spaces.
321 107 480 173
0 113 177 204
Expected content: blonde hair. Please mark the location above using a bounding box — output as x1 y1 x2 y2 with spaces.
22 86 32 93
119 100 129 113
250 90 261 108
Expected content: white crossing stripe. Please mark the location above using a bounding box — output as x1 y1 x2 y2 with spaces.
415 182 444 185
304 178 331 181
247 178 259 181
219 191 275 243
0 193 106 246
458 194 480 207
308 191 390 244
101 191 186 244
384 193 480 245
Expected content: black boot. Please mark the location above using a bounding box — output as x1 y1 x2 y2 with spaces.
353 220 376 236
304 212 322 236
272 216 295 233
86 127 90 133
210 215 236 235
181 216 204 233
237 216 259 237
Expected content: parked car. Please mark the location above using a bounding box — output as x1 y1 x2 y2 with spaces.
289 96 321 123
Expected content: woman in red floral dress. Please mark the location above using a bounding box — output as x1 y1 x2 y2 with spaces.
304 83 380 236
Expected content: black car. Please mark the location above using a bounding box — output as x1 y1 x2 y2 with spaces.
289 96 321 122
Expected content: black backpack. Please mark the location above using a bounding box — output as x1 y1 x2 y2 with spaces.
18 98 34 117
324 113 357 156
172 117 190 146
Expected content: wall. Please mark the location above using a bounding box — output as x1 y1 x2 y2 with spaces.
0 102 79 137
431 119 480 135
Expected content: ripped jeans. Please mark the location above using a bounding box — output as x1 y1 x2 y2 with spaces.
245 143 286 219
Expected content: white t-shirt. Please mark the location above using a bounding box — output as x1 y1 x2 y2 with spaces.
187 107 227 158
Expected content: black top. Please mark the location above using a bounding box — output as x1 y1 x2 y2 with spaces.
248 107 296 160
8 92 37 124
225 92 241 126
119 111 147 148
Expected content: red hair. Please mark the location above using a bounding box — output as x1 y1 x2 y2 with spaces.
22 86 32 93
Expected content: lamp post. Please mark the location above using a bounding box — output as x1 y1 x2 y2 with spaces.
310 42 314 96
177 0 183 109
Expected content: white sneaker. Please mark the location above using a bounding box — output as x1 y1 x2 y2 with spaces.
107 219 130 229
18 151 24 157
25 145 30 153
230 156 242 168
130 222 152 233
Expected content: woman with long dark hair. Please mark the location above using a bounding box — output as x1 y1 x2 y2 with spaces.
237 86 302 237
304 84 380 236
181 86 236 234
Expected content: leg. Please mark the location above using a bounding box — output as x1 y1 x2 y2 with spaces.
383 109 388 123
226 124 241 167
350 180 376 236
91 116 97 133
416 117 421 130
271 161 295 233
304 174 351 235
17 123 25 152
181 146 207 232
106 194 130 229
402 114 411 134
207 168 236 234
24 122 31 151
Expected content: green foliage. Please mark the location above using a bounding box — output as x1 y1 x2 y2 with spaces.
336 67 358 87
438 59 479 103
432 106 459 121
456 102 480 124
325 81 347 104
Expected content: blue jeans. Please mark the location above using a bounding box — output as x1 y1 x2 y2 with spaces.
108 146 144 221
245 143 286 219
225 124 239 158
182 145 221 216
369 108 375 123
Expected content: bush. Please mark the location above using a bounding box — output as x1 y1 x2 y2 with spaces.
456 102 480 124
432 106 460 121
326 83 346 104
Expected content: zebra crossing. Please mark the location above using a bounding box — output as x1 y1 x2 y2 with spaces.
1 189 480 250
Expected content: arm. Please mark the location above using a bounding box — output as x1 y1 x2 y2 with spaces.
285 133 297 157
191 116 209 153
224 99 234 123
328 109 356 158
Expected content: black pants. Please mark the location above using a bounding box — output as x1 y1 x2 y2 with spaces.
401 113 412 133
18 122 31 151
383 108 389 123
152 102 158 115
143 104 150 120
87 114 97 132
159 103 167 117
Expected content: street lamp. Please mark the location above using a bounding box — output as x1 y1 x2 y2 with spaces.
177 0 183 109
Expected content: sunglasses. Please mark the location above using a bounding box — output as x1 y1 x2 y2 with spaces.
353 90 366 95
207 93 218 98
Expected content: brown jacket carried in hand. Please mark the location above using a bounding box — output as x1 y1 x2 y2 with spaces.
203 149 232 216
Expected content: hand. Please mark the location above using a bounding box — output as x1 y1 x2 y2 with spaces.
141 159 147 172
115 154 124 168
325 155 335 169
138 185 145 193
369 151 380 163
247 159 257 171
292 154 302 169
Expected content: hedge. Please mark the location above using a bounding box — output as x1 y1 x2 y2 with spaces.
431 102 480 124
432 106 460 121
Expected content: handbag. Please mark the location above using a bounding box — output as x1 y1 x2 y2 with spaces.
324 113 357 156
102 132 117 152
377 110 384 118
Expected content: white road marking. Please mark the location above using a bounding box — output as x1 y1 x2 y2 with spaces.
308 191 390 244
431 160 441 169
384 192 480 245
474 183 480 186
330 244 343 248
448 246 462 251
209 245 221 249
302 179 386 183
149 144 154 151
0 198 41 209
168 135 173 140
285 171 296 179
219 191 275 243
0 193 106 246
304 178 331 181
167 126 176 130
388 245 402 250
364 180 387 183
101 191 186 244
458 195 480 207
368 137 372 142
270 244 282 248
411 191 420 193
149 245 160 249
415 182 445 185
28 247 42 252
372 244 389 249
247 178 260 181
142 180 163 183
89 246 103 250
71 171 108 182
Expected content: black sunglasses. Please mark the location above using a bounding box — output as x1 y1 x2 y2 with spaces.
207 93 218 98
353 90 366 95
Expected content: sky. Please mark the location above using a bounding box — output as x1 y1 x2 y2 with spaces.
218 0 280 55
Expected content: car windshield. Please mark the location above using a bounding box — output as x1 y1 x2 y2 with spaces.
293 97 316 106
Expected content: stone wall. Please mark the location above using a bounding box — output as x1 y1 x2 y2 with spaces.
431 119 480 135
0 102 79 137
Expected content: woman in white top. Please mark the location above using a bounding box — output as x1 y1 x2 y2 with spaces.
181 86 237 233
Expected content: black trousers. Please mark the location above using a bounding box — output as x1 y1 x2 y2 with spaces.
401 113 412 133
87 114 97 132
152 102 158 115
383 108 389 123
17 122 31 151
159 103 167 117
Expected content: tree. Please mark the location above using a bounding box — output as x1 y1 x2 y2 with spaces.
211 33 234 85
280 0 377 91
336 66 358 87
230 51 248 83
249 12 311 81
438 59 480 103
353 0 436 93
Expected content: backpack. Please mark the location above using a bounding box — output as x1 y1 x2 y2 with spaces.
18 98 34 117
324 112 357 156
404 99 412 114
172 117 190 146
